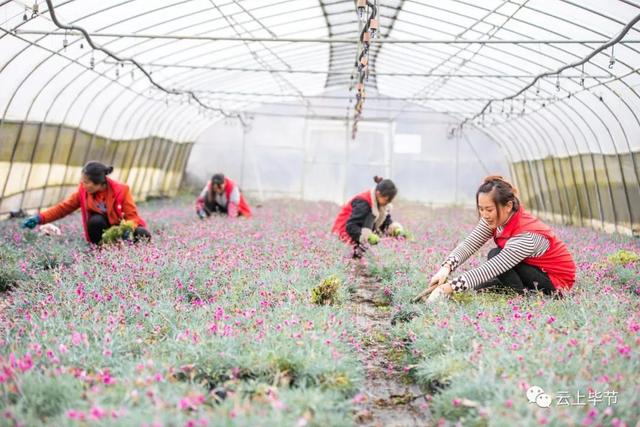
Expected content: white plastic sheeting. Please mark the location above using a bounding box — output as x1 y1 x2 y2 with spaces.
1 0 639 231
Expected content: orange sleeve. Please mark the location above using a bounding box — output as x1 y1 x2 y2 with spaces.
40 191 80 224
121 188 142 227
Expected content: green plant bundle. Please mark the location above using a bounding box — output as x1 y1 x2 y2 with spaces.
310 276 341 305
607 249 639 265
100 220 136 244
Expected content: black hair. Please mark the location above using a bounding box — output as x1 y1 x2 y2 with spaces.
211 173 225 186
373 175 397 200
82 161 113 185
476 175 520 220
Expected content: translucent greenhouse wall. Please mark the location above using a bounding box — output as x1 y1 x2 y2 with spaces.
186 102 510 207
0 120 192 215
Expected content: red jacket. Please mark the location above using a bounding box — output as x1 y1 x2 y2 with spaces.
195 177 251 218
40 178 146 243
332 190 372 242
494 208 576 290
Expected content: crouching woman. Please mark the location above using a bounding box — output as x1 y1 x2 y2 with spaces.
22 161 150 244
423 176 575 298
332 176 405 258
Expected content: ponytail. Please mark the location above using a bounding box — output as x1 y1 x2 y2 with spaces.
373 176 397 200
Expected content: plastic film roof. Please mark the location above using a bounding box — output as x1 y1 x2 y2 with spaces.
0 0 639 154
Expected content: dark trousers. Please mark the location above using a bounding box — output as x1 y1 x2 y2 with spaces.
203 199 228 215
87 214 151 245
475 247 557 295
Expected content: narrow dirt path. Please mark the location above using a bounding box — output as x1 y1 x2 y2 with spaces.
349 263 430 426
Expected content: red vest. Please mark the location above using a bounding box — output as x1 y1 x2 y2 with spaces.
208 177 252 217
332 190 372 242
494 208 576 290
77 177 146 243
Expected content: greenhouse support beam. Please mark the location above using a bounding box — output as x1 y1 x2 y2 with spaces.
101 61 614 78
14 30 640 44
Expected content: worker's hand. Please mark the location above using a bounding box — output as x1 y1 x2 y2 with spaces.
368 233 380 245
412 282 453 303
429 265 451 287
21 215 40 229
393 227 410 238
439 282 454 296
197 209 207 219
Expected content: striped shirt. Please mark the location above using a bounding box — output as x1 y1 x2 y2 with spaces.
443 217 550 292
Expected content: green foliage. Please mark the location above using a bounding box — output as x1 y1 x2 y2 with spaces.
390 310 418 326
310 276 341 305
101 220 136 244
607 249 639 265
18 373 82 420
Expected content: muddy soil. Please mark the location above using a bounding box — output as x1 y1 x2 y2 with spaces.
349 263 431 427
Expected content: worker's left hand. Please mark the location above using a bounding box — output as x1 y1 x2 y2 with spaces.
21 215 40 229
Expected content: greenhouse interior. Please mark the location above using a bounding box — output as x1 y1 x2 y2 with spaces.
1 0 639 425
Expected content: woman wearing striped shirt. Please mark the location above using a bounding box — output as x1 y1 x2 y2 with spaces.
424 176 576 297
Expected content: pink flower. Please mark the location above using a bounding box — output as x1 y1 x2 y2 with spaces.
67 410 86 421
546 316 556 324
452 398 462 407
101 371 116 385
617 345 631 357
17 353 33 373
352 393 367 403
90 406 107 421
504 399 513 408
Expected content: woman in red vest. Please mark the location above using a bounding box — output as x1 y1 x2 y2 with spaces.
195 173 251 219
332 176 405 258
21 161 150 244
423 175 575 298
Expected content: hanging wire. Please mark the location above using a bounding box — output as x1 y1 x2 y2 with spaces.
456 11 640 132
43 0 244 124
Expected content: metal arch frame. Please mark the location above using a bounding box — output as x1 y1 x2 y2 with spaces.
133 98 203 193
473 121 545 213
0 2 147 207
385 0 640 227
509 95 618 229
0 0 175 205
390 0 640 126
203 0 316 113
0 0 271 208
513 106 580 224
390 0 528 119
496 117 557 216
486 123 552 215
534 102 591 226
518 114 573 223
1 0 639 224
492 97 614 229
6 0 640 127
478 125 542 212
42 0 243 120
542 103 598 225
